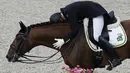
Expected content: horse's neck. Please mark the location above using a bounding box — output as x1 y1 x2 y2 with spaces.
29 23 71 49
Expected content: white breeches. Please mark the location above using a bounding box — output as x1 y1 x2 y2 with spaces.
83 15 104 42
93 15 104 42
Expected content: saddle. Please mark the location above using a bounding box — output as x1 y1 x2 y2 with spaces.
83 13 127 52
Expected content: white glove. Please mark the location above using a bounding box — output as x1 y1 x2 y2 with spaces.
53 38 65 49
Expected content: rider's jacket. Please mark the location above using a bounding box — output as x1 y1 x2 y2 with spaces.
60 1 112 43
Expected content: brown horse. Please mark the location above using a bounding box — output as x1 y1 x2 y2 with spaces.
6 20 130 70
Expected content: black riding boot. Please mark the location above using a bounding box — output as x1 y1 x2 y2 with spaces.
98 36 121 70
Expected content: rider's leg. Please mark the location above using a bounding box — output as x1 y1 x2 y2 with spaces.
98 36 121 70
93 15 121 70
93 15 104 42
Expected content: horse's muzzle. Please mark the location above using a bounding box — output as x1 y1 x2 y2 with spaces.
6 54 19 62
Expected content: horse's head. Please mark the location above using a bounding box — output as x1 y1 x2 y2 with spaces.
6 21 30 62
6 21 71 62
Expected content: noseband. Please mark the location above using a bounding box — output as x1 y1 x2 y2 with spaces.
11 27 30 57
12 33 28 57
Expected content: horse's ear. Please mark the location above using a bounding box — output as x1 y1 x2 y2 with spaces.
19 21 26 29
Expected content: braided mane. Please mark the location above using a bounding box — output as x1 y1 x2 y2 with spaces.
28 21 53 28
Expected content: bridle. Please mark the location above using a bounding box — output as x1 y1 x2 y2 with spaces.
9 26 30 62
11 27 63 64
10 32 29 62
16 33 28 56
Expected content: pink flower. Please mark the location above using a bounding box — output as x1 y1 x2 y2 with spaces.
61 66 94 73
66 68 71 71
86 69 92 73
62 66 65 70
76 69 83 73
91 69 94 71
70 69 75 72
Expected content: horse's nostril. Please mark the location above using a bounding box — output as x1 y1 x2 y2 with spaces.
6 55 9 59
6 55 12 62
6 56 12 62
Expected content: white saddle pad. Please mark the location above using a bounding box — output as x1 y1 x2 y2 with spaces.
83 17 127 52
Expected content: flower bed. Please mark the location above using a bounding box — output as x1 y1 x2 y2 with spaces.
62 65 94 73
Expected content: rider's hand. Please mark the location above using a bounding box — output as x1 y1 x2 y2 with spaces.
53 38 65 49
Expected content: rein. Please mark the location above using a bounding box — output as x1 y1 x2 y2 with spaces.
19 51 63 64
